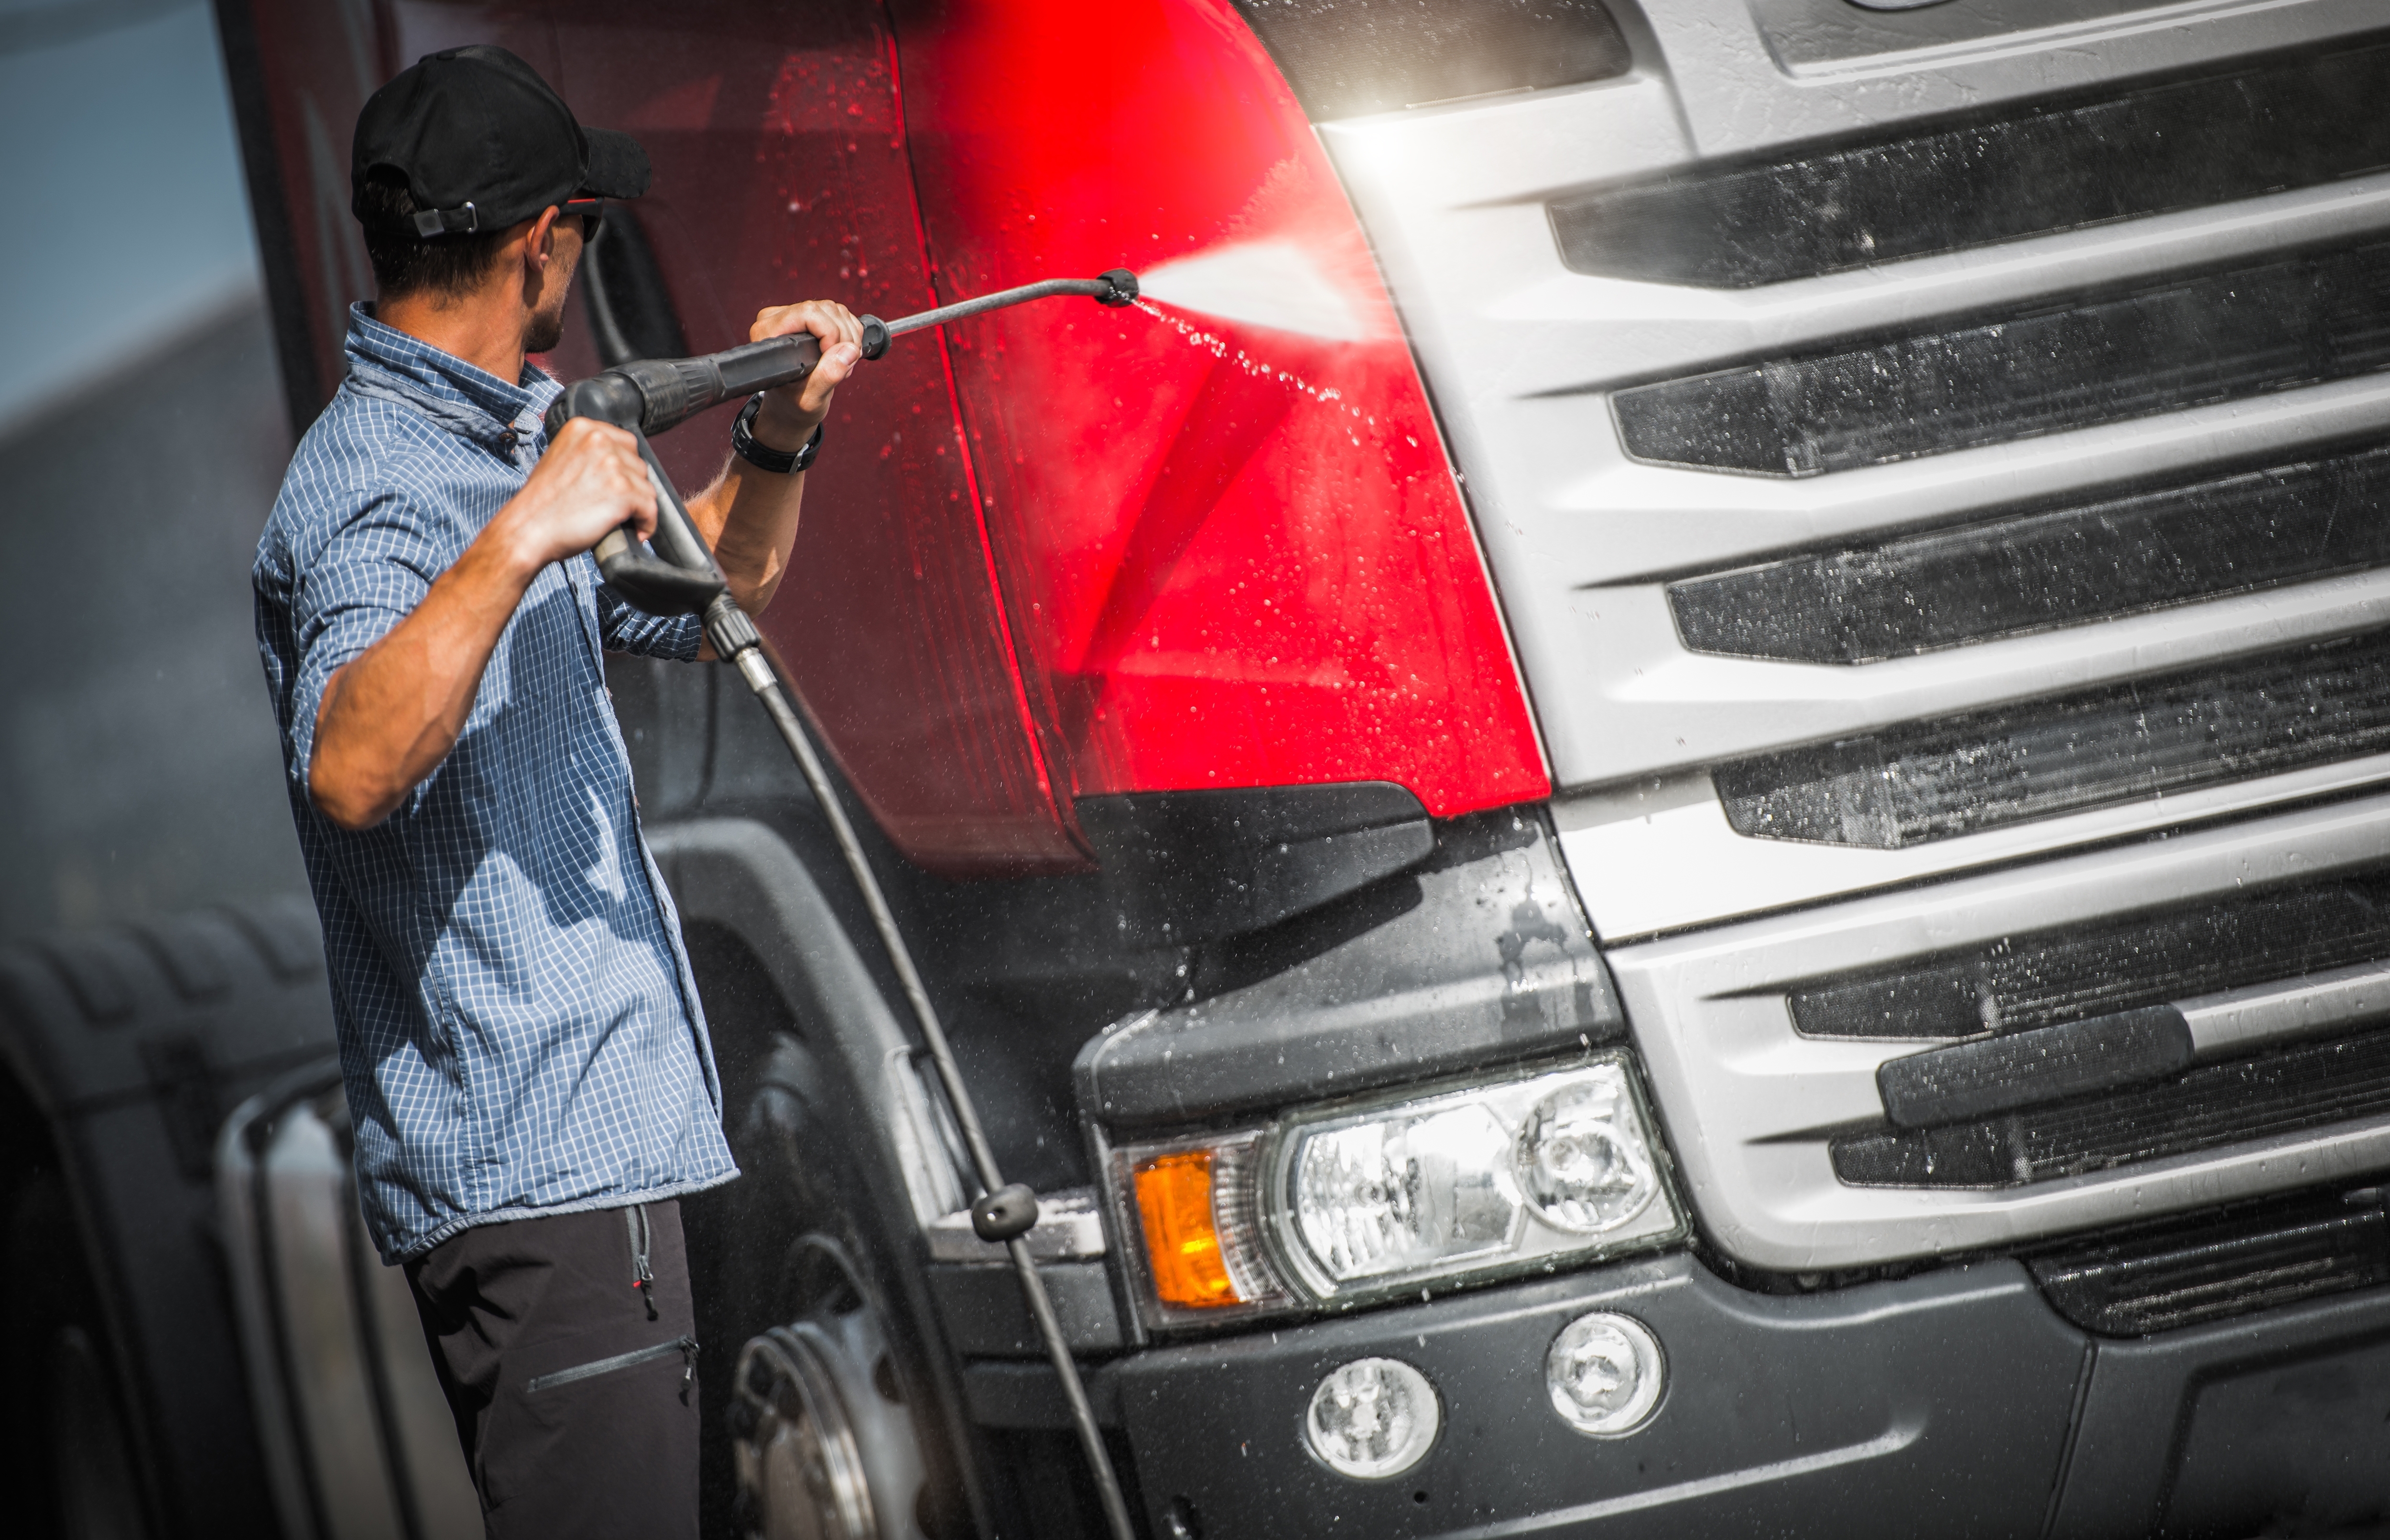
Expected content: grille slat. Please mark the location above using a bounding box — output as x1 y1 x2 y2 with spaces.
1875 1005 2193 1128
1613 239 2390 477
2030 1191 2390 1335
1833 1029 2390 1188
1554 39 2390 289
1717 629 2390 851
1669 441 2390 664
1235 0 1630 122
1792 873 2390 1041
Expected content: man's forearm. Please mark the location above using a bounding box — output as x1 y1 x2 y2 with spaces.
689 394 812 616
695 466 804 614
681 303 858 624
309 530 538 829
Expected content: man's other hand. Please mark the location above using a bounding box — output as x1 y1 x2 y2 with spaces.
496 418 658 572
747 300 864 452
307 417 659 830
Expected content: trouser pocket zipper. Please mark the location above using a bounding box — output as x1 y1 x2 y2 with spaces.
627 1204 658 1321
526 1335 700 1396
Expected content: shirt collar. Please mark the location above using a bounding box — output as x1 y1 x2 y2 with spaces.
343 301 561 446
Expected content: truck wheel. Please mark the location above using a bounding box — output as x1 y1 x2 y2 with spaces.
729 1237 930 1540
678 919 970 1540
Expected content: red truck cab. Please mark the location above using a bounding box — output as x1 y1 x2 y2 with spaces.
12 0 2382 1535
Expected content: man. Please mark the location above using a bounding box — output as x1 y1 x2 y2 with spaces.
253 44 859 1537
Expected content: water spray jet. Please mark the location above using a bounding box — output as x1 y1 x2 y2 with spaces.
1137 239 1375 341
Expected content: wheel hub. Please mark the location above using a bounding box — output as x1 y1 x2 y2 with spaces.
731 1244 929 1540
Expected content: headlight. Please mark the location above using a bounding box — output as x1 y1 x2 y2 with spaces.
1271 1059 1677 1300
1108 1053 1682 1325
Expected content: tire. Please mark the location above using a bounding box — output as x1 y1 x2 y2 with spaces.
0 899 335 1540
51 1322 152 1540
0 1111 151 1540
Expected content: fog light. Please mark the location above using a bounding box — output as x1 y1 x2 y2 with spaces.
1304 1357 1440 1479
1545 1312 1663 1436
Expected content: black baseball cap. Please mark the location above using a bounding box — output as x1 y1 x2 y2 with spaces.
351 44 650 238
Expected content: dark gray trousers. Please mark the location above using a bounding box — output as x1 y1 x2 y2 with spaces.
405 1199 699 1540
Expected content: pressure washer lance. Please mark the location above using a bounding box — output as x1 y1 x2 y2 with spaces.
544 269 1141 1540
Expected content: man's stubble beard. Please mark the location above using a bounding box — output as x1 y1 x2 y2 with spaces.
525 239 580 354
526 286 569 354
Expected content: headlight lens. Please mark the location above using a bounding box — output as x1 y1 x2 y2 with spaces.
1516 1075 1659 1235
1292 1102 1521 1282
1275 1058 1675 1300
1108 1053 1681 1324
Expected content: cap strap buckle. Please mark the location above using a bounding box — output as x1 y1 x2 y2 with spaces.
412 201 480 239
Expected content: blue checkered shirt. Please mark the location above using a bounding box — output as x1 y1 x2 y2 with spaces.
255 304 738 1262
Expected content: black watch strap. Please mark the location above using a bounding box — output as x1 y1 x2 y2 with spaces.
732 394 822 474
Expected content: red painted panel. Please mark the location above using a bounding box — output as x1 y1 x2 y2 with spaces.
386 0 1085 872
888 0 1550 818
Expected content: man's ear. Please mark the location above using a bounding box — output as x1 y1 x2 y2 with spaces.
527 206 562 271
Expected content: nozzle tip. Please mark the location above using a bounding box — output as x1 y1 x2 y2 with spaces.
1095 269 1139 307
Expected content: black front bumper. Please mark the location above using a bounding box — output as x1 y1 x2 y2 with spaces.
966 1251 2390 1538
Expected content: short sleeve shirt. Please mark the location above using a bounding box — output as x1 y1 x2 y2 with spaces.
254 304 737 1262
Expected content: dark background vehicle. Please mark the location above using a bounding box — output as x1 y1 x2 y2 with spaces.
12 0 2390 1537
0 3 316 1535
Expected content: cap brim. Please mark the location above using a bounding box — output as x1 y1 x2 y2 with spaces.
582 127 651 200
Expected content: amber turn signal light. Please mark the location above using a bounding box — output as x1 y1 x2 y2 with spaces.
1132 1149 1239 1308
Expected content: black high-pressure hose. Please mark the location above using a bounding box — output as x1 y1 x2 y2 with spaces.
544 270 1142 1540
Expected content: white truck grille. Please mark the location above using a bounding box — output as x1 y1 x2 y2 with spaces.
1321 0 2390 1267
1321 0 2390 940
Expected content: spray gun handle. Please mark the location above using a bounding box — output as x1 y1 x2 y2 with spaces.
541 329 836 445
548 377 730 616
542 331 840 615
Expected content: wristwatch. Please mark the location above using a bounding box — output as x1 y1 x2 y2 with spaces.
732 393 822 474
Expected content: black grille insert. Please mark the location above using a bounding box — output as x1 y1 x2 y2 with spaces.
1669 440 2390 664
1233 0 1630 121
1791 870 2390 1041
1552 38 2390 289
2030 1187 2390 1336
1716 628 2390 850
1832 1027 2390 1188
1611 239 2390 477
1876 1006 2194 1128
